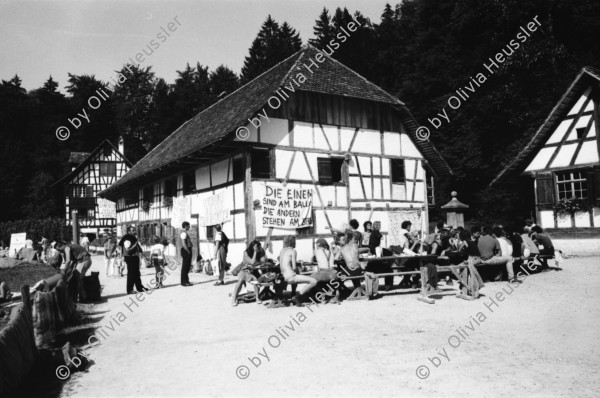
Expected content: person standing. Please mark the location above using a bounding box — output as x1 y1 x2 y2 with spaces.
150 237 166 288
214 224 229 286
104 234 116 277
80 233 90 252
180 222 193 286
119 226 146 294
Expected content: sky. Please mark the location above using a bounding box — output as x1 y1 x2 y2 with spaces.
0 0 389 92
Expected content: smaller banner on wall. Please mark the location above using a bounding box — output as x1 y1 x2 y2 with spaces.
197 192 231 226
387 210 423 246
9 232 27 258
171 196 191 229
97 198 116 219
261 184 313 229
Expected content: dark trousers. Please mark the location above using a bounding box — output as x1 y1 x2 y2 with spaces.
181 248 192 284
125 255 144 292
365 261 394 287
217 247 227 281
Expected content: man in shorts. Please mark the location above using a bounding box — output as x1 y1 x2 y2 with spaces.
279 235 317 306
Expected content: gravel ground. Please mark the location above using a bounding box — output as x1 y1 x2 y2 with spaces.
59 255 600 398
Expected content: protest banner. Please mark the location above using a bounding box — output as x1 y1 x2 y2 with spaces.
197 192 231 226
261 185 313 229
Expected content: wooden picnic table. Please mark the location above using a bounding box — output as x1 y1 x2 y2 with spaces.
356 254 475 304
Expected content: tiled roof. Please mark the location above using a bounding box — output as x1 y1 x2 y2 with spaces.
490 66 600 186
101 45 452 198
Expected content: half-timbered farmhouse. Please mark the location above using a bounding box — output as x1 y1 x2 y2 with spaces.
99 45 453 264
492 67 600 236
54 138 131 240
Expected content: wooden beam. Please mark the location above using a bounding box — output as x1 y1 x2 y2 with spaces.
244 152 255 243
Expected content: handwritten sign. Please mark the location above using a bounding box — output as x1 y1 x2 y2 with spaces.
9 232 27 258
98 198 116 219
261 185 313 229
197 192 231 226
171 196 191 229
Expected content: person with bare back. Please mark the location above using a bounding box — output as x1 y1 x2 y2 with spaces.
279 235 317 307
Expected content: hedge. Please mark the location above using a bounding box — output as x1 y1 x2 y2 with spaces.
0 218 72 247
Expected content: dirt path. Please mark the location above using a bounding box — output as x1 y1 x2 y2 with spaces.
60 255 600 398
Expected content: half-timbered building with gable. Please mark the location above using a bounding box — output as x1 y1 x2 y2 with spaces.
99 45 453 265
492 67 600 238
54 138 131 239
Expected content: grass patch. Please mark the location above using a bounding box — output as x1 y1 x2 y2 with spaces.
0 261 58 290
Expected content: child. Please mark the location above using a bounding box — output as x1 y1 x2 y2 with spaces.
113 245 124 277
104 235 116 277
150 237 165 288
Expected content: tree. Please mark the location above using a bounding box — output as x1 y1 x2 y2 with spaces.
209 65 240 99
240 15 302 83
309 8 334 49
111 64 158 161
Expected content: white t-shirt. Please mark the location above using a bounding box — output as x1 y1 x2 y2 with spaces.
151 244 164 258
215 231 222 242
398 229 410 247
498 237 513 257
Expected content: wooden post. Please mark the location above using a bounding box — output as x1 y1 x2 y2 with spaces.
244 152 256 243
21 285 31 312
71 210 79 245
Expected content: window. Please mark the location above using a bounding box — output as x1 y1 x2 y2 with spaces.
124 191 138 206
143 186 154 203
100 163 116 177
426 171 435 206
317 157 344 185
576 128 586 139
251 149 271 179
557 171 588 200
71 185 92 198
164 177 177 198
232 154 244 180
70 197 95 219
206 226 214 240
183 170 195 195
103 147 112 158
391 159 406 183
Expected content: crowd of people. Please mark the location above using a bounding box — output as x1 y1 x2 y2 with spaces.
0 216 561 308
227 217 562 307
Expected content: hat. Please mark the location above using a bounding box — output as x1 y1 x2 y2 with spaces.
315 238 329 249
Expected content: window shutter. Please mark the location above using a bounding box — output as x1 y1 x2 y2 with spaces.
535 173 554 208
85 186 93 198
588 170 600 206
317 158 333 184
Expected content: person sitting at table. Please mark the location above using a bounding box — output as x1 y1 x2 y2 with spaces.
231 240 266 306
478 226 520 283
367 221 394 291
280 236 318 307
312 238 341 304
337 232 379 300
362 221 372 247
530 225 561 270
336 233 361 291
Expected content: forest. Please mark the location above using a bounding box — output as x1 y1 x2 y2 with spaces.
1 0 599 224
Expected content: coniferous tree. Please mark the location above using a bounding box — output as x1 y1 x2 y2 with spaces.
240 15 302 84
